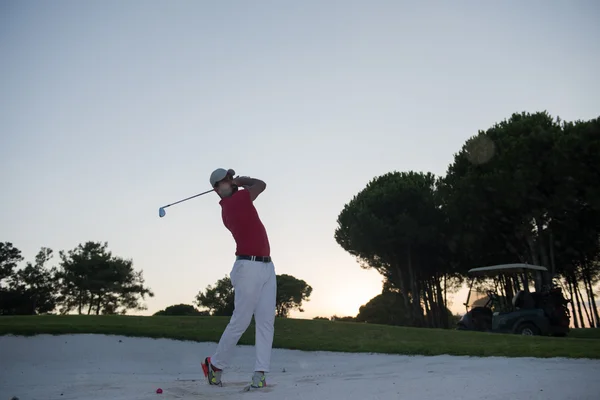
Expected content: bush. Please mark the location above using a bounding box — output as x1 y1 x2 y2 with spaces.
153 304 207 316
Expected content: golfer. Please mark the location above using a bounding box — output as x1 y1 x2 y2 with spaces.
201 168 277 390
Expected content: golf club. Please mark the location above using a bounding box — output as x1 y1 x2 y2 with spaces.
158 188 214 218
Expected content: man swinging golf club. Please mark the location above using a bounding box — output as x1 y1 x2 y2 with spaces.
201 168 277 390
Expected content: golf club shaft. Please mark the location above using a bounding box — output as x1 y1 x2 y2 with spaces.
163 188 214 208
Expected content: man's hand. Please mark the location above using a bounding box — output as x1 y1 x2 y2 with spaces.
232 176 253 186
232 176 266 201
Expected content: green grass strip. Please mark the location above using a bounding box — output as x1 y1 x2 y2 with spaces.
1 315 599 359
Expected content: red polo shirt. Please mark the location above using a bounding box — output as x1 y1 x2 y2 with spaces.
220 189 270 257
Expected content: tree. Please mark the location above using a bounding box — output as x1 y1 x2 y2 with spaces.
196 274 313 317
335 171 456 328
0 242 23 283
55 241 154 315
275 274 312 317
355 289 408 326
1 244 58 315
154 304 208 316
552 117 600 327
0 242 23 315
195 276 235 316
10 247 59 314
335 111 600 330
441 111 600 326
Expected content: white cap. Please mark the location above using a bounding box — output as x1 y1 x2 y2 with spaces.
209 168 235 187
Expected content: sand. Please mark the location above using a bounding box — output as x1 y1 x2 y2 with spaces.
1 333 599 400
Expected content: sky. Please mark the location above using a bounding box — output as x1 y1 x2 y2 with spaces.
1 1 599 319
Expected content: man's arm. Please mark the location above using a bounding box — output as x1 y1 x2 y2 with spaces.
232 176 266 201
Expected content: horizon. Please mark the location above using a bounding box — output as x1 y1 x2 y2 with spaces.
2 2 599 321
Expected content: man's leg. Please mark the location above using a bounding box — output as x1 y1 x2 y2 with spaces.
210 261 263 370
253 262 277 374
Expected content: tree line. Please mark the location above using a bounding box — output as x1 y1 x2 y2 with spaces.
3 111 598 329
1 240 313 319
0 241 153 315
155 274 313 318
335 111 600 329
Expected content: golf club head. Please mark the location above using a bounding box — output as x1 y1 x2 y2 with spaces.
159 207 166 218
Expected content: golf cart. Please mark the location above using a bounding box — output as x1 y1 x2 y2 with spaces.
456 263 570 336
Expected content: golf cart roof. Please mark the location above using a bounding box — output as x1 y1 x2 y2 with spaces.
468 263 548 276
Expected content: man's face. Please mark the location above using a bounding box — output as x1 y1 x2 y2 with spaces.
215 177 237 198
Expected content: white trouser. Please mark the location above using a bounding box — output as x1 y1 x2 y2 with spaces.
210 259 277 372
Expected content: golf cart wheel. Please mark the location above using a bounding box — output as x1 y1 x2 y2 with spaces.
516 323 539 336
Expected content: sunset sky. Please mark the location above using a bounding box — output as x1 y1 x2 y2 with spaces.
2 1 599 319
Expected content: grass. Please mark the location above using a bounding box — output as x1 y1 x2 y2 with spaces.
1 315 599 359
568 327 600 340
